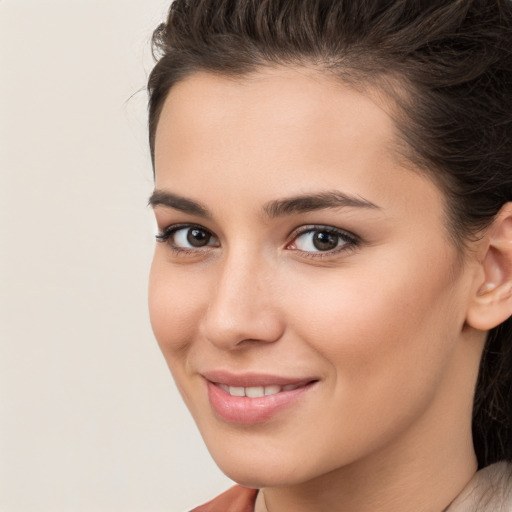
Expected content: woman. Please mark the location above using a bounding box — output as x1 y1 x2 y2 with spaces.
147 1 512 510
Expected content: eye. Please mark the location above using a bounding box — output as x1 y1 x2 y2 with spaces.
174 227 214 248
288 226 358 254
156 225 219 250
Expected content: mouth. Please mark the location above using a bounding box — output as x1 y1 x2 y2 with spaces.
202 371 318 424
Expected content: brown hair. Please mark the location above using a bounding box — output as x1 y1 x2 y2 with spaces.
147 0 512 468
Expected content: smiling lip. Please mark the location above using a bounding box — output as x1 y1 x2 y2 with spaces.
202 370 318 425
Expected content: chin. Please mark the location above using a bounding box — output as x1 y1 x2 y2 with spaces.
216 458 306 489
204 436 333 489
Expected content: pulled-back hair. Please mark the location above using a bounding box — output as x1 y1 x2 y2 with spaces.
147 0 512 468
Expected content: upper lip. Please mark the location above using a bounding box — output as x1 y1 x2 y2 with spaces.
201 370 317 388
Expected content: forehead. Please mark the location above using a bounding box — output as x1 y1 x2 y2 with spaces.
153 67 445 230
158 69 399 171
154 67 400 171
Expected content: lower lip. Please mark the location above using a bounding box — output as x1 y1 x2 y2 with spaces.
206 380 316 425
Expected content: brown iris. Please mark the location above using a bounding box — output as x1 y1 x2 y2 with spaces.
312 231 338 251
187 228 211 247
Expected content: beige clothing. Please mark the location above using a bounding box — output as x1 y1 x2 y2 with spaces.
445 462 512 512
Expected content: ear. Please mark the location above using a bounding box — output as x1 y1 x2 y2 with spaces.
466 203 512 331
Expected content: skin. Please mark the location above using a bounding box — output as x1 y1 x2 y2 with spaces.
149 67 494 512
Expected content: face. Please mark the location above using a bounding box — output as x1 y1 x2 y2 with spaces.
149 68 480 488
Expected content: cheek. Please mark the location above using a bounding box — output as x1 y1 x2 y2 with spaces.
269 257 466 468
148 256 207 361
284 253 464 393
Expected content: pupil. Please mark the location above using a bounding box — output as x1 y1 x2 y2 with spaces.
187 228 210 247
313 231 338 251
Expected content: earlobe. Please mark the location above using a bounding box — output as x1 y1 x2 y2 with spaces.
466 203 512 331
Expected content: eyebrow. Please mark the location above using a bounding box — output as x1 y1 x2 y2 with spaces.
263 191 380 218
148 189 380 218
148 190 210 217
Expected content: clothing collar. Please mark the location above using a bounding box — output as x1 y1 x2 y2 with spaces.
445 462 512 512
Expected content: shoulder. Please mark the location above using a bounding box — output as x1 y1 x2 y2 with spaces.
189 485 259 512
446 462 512 512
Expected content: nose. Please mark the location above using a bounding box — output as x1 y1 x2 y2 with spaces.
201 252 285 350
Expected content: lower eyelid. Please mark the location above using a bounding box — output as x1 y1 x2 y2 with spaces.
291 238 359 259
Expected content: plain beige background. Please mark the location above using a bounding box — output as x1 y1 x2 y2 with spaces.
0 1 231 510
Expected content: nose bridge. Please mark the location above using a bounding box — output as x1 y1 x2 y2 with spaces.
203 246 283 349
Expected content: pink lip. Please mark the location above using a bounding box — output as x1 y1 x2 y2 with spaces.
202 371 318 425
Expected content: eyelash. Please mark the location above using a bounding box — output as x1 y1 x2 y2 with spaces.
286 225 360 258
155 224 360 258
155 223 218 255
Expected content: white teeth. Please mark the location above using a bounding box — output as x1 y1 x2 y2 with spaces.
245 386 265 398
264 385 281 396
220 383 303 397
229 386 245 397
